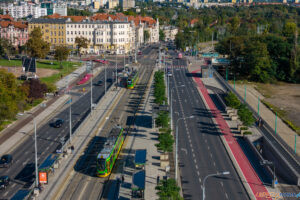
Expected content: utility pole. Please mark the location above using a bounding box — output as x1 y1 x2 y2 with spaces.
90 61 93 115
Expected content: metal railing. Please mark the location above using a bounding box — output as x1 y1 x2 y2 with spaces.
213 69 300 175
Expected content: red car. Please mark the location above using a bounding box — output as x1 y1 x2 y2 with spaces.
138 51 142 55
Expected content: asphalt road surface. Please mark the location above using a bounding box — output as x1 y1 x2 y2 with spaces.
168 54 249 200
0 65 117 199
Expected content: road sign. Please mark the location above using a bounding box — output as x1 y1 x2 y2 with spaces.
39 171 48 184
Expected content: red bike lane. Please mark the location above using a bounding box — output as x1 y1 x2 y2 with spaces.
192 69 271 200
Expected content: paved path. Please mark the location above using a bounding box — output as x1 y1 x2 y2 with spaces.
233 84 299 156
118 68 164 200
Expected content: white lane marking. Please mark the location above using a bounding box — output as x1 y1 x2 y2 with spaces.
45 146 50 151
191 148 194 152
213 162 216 167
192 153 195 158
205 139 207 143
195 165 198 169
197 171 200 176
208 146 210 150
194 159 196 163
220 182 224 187
181 148 187 155
199 178 202 183
189 138 192 143
210 153 212 158
4 191 8 196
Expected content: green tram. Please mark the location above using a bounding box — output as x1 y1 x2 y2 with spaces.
96 127 124 177
127 70 139 89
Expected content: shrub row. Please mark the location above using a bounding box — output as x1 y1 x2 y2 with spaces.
154 71 167 105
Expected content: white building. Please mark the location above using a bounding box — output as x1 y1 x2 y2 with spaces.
65 19 136 54
162 26 178 41
1 2 47 19
54 5 67 16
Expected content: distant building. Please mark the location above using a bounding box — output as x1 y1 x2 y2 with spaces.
121 0 135 10
41 2 54 16
162 26 178 41
1 2 47 19
28 18 67 49
0 15 28 47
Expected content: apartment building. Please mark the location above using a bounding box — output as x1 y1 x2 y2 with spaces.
65 19 135 54
2 2 47 19
28 18 67 49
0 15 28 47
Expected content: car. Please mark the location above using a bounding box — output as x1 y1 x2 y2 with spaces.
94 80 103 86
0 176 10 190
167 72 172 77
138 51 142 55
0 155 13 168
51 118 64 128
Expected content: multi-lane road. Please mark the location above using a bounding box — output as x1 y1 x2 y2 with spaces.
0 45 157 200
169 55 249 200
0 63 115 199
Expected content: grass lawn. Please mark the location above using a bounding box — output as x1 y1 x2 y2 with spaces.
0 59 82 86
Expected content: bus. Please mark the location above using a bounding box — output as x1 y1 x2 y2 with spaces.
127 70 139 89
96 127 124 177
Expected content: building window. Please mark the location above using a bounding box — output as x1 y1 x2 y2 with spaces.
67 31 69 35
79 25 80 28
75 25 76 28
62 39 63 43
55 38 56 43
68 38 69 42
51 38 53 42
75 31 76 34
85 25 87 28
71 31 73 35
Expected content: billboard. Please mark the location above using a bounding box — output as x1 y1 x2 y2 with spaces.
39 171 48 184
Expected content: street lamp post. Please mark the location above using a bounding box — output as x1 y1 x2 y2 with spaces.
202 171 230 200
175 116 194 181
27 114 39 188
90 61 93 115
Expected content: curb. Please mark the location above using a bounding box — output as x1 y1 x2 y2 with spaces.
47 86 126 200
187 59 254 200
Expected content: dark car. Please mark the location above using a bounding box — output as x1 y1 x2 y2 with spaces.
94 80 103 86
51 118 64 128
0 176 10 190
138 51 142 55
0 155 13 168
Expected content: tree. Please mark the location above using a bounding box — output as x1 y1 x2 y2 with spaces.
144 30 150 43
0 69 28 126
159 29 165 41
238 104 255 126
156 132 174 153
75 36 89 57
156 111 169 128
0 9 3 15
225 92 240 109
0 38 15 61
156 179 183 200
67 8 92 16
282 22 296 38
22 79 47 102
26 27 50 59
54 45 70 68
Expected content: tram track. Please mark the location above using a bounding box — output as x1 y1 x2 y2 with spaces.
57 48 156 200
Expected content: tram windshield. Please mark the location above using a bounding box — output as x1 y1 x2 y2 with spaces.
98 158 106 171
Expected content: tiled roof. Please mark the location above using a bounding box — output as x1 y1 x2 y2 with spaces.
91 13 157 27
47 13 88 22
0 14 13 21
0 21 27 29
190 18 198 25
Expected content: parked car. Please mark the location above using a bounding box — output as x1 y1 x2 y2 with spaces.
94 80 103 86
0 155 13 168
167 71 172 77
0 176 10 190
138 51 142 55
50 118 64 128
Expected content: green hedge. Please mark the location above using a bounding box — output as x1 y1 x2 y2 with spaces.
154 71 167 105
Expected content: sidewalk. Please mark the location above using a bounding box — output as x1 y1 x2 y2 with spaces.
233 84 299 156
118 69 165 200
187 56 274 200
37 84 125 200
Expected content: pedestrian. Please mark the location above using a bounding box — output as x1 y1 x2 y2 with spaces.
259 118 262 127
156 176 160 185
121 175 124 184
71 145 74 153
